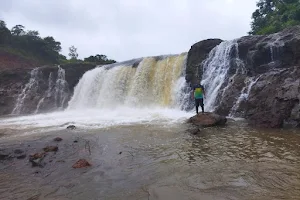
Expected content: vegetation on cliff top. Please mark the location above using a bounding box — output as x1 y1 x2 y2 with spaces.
250 0 300 35
0 20 116 66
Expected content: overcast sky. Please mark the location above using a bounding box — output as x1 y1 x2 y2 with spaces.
1 0 257 62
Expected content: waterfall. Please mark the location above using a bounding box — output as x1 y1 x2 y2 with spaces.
201 40 239 112
269 33 284 62
54 66 69 109
67 54 187 110
229 76 261 117
12 68 42 114
12 66 69 115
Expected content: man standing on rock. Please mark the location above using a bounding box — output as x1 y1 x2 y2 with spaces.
192 83 205 114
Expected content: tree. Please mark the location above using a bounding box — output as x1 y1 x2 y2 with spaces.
0 20 11 44
84 54 116 64
68 45 78 60
44 36 61 52
249 0 300 35
11 25 25 36
0 20 6 28
26 30 39 37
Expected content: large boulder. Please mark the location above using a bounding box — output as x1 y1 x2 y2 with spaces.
187 112 227 127
236 26 300 127
186 39 223 84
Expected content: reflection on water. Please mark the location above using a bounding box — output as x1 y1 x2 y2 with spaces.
1 121 300 200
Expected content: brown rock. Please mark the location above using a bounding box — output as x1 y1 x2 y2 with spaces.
30 152 46 160
72 159 91 169
29 152 46 167
43 146 58 152
188 112 227 127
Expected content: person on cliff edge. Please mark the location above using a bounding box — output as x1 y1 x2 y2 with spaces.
192 82 205 114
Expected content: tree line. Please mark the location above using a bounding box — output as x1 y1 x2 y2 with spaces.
250 0 300 35
0 20 116 65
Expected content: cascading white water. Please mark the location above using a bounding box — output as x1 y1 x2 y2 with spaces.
35 72 54 113
1 54 191 130
68 54 187 110
201 40 238 112
12 68 41 114
269 33 284 62
54 66 69 108
13 66 69 115
229 76 261 117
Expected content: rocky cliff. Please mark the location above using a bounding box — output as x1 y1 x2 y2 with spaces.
187 26 300 128
0 63 97 115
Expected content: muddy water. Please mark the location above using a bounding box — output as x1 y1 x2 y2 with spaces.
1 121 300 200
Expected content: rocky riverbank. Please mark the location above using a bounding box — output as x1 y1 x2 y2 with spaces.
186 26 300 128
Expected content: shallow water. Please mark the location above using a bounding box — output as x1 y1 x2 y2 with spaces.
1 115 300 200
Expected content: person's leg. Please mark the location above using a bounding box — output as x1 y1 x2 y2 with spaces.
195 99 199 114
200 98 204 113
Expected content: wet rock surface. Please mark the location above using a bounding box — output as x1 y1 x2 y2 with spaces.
0 63 97 115
43 146 58 152
187 26 300 128
186 39 223 84
188 112 227 127
53 137 63 142
187 127 201 135
72 159 91 169
67 125 76 130
29 152 47 167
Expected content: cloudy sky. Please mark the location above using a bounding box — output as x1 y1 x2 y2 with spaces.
1 0 257 62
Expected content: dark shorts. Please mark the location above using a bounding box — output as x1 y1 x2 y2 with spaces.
195 98 204 107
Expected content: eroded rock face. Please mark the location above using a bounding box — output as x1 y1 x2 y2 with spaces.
187 26 300 128
186 39 223 84
0 63 97 115
236 26 300 127
245 67 300 128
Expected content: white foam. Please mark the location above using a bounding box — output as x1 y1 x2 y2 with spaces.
0 107 193 131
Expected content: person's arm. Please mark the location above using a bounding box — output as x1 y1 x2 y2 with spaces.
191 86 195 99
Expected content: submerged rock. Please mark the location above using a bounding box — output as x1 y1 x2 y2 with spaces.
29 152 46 167
43 146 58 152
67 125 76 130
72 159 91 169
0 153 11 160
53 137 63 142
188 112 227 127
14 149 24 154
16 154 26 159
187 127 201 135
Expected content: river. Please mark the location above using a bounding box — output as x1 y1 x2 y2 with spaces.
1 114 300 200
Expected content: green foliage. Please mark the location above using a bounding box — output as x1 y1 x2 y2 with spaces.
0 20 11 45
0 20 117 65
250 0 300 35
68 45 78 60
11 25 25 36
84 54 116 64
